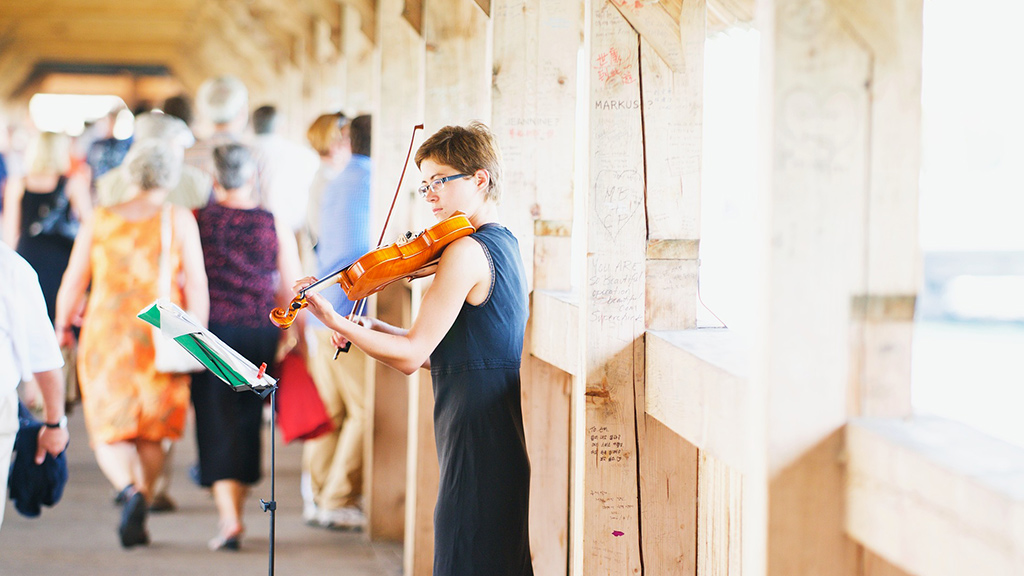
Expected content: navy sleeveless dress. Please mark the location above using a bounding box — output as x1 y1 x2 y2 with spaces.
429 223 534 576
17 175 77 322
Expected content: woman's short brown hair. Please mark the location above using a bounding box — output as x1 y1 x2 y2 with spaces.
414 121 502 202
306 112 347 156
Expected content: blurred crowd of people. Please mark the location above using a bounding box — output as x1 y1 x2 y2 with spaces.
0 75 373 551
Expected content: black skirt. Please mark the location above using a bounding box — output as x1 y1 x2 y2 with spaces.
191 322 278 486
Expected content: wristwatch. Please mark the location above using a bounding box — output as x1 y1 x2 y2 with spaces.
44 415 68 429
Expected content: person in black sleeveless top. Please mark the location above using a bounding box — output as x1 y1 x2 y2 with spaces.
296 122 533 576
2 131 92 322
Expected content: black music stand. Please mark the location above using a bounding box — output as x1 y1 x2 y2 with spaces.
225 366 278 576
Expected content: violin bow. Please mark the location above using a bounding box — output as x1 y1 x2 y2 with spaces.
333 123 424 358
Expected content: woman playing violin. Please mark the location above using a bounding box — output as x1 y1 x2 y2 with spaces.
295 121 533 576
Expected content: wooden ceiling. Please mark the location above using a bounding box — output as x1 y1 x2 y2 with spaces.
0 0 360 105
0 0 752 106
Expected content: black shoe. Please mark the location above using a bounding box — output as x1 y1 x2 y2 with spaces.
119 492 150 548
113 484 134 507
148 493 177 513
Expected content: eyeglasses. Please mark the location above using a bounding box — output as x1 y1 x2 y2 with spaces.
417 174 469 198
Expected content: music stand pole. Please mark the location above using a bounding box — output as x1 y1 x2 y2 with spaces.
258 384 278 576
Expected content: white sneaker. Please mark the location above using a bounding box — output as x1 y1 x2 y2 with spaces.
317 506 366 530
302 501 319 525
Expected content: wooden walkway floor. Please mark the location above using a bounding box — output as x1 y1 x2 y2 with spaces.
0 403 403 575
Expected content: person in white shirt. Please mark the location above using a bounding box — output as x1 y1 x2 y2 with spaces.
250 105 319 235
0 242 69 531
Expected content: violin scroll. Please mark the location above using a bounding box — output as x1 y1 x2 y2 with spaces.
269 295 307 329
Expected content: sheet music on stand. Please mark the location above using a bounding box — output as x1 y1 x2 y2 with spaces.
138 299 277 395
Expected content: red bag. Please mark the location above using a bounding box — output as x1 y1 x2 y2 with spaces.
274 351 335 443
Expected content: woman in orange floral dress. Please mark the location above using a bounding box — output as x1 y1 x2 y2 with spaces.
54 140 208 548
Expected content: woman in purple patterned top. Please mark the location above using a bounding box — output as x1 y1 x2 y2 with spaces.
193 143 302 551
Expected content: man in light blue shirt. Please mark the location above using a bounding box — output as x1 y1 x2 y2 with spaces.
304 115 372 530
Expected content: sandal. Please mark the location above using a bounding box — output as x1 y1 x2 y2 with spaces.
208 532 241 551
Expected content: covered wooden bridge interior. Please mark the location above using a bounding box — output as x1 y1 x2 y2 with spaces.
2 0 1020 575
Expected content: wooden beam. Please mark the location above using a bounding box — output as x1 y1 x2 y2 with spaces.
646 329 751 471
402 0 424 36
0 0 197 20
196 2 280 82
529 290 579 375
167 52 214 96
847 418 1024 576
608 0 685 72
15 38 180 67
706 0 756 32
248 0 313 40
0 51 37 103
12 16 186 43
190 32 269 93
311 16 338 64
214 0 291 70
339 0 377 43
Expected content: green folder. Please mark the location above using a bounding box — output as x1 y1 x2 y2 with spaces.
138 299 276 396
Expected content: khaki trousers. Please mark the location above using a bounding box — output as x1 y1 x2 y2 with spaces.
303 328 368 510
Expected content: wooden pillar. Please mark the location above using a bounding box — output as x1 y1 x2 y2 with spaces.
390 1 492 574
342 3 375 114
839 1 923 574
626 1 708 575
375 0 427 568
844 0 923 420
423 0 492 133
366 283 411 542
755 0 922 575
574 2 646 574
492 1 579 574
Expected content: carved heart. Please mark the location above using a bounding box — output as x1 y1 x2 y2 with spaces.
593 169 644 239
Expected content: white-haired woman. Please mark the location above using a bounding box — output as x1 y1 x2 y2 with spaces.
54 139 208 549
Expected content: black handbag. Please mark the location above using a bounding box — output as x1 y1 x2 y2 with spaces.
27 177 79 243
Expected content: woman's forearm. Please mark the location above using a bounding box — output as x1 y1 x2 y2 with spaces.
329 315 425 375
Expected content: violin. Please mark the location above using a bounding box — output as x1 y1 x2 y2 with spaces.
269 212 475 329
